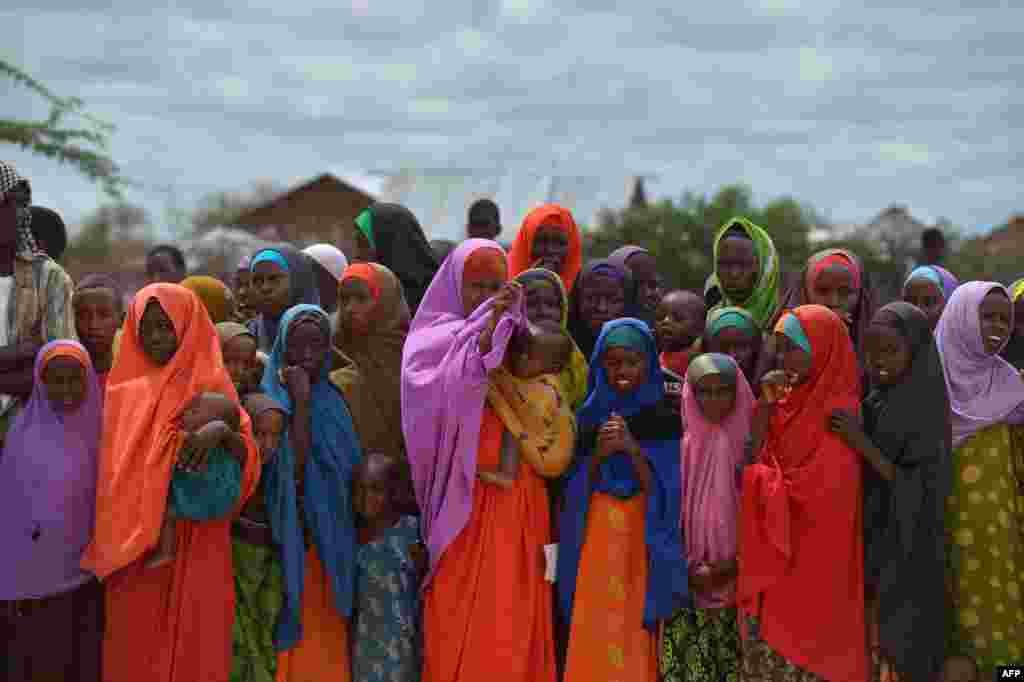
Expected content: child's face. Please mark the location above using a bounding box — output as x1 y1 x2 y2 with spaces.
354 454 395 521
42 356 88 414
285 319 329 378
655 292 704 351
715 236 758 303
602 347 648 394
707 327 757 377
235 269 252 312
250 261 291 318
627 252 663 315
252 409 286 462
139 301 178 366
222 335 258 391
808 266 856 322
903 278 944 330
523 282 562 330
74 287 121 360
338 278 376 337
693 374 736 424
863 324 911 387
979 290 1012 355
774 332 812 386
580 274 625 333
181 395 226 433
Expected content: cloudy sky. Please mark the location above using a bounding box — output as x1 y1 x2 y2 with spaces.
3 0 1021 241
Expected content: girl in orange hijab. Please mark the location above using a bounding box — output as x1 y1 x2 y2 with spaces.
81 283 260 682
508 203 583 292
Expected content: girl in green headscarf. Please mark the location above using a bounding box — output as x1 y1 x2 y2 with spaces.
707 217 780 331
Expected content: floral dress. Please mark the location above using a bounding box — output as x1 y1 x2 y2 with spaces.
946 423 1024 671
353 515 422 682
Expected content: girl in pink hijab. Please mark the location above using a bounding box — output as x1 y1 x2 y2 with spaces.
681 352 754 610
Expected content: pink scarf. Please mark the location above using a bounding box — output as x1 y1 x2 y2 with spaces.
680 362 755 608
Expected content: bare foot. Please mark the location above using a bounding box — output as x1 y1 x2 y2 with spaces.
478 470 515 489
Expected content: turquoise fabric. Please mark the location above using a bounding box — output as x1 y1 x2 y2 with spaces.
169 446 242 521
782 314 812 355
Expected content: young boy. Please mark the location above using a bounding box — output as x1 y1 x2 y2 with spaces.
147 391 245 568
478 326 573 488
73 275 123 390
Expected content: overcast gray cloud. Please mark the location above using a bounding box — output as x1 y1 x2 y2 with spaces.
3 0 1022 241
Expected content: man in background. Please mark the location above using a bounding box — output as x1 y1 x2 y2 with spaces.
466 198 501 241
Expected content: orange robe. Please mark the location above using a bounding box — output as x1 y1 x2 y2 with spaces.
101 485 259 682
274 546 351 682
563 492 658 682
422 408 557 682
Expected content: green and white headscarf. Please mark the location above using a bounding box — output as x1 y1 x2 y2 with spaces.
707 217 779 330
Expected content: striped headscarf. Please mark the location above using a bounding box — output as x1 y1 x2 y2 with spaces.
0 161 41 258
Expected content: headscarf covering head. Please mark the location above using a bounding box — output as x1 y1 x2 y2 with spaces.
904 265 959 300
934 282 1024 446
779 248 877 356
737 304 865 681
508 203 582 291
0 160 41 257
215 321 255 347
260 304 361 649
249 244 320 352
462 246 507 284
566 258 637 362
360 203 439 314
75 273 123 312
861 301 951 682
515 267 590 410
302 243 349 282
0 341 101 599
181 276 233 324
579 318 663 427
341 262 383 301
401 239 524 582
681 352 753 609
708 217 779 329
81 284 256 578
686 352 739 386
332 263 410 464
559 317 688 629
705 306 758 338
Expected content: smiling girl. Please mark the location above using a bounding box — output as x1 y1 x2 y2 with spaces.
558 318 688 682
935 283 1024 674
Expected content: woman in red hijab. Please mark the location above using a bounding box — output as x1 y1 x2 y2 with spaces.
738 304 866 682
81 284 260 682
508 204 582 292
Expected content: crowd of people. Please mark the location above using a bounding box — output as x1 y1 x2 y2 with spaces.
1 156 1022 682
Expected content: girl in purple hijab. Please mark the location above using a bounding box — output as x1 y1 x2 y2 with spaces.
401 238 562 682
934 282 1024 673
0 340 104 681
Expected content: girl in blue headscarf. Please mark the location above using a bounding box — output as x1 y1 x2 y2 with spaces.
558 318 688 682
260 304 361 682
249 245 321 352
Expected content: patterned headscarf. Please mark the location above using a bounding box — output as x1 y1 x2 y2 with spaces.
0 161 41 257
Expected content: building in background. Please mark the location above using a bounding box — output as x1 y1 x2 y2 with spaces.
232 173 375 255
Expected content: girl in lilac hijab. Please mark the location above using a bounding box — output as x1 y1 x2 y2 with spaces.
0 340 103 681
401 238 562 682
934 281 1024 673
